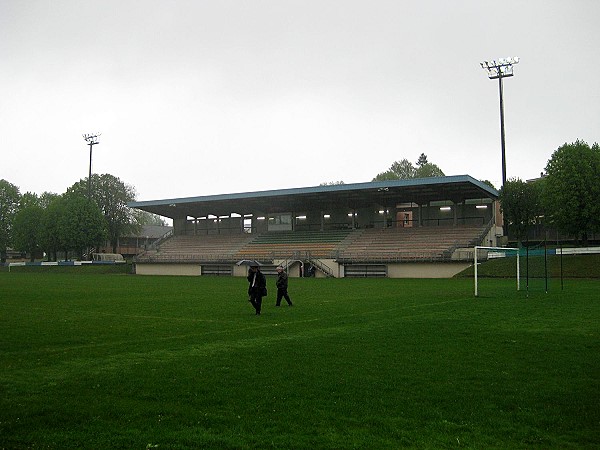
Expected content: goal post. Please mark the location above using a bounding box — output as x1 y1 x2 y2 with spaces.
474 246 520 297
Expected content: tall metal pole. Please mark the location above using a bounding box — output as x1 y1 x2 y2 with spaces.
480 57 519 237
544 235 548 294
88 141 93 199
83 133 101 200
480 57 519 188
498 76 507 188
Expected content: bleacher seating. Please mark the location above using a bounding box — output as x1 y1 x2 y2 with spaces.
336 225 485 262
136 234 254 262
135 225 487 264
234 229 355 260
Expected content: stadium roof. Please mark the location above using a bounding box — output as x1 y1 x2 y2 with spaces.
128 175 498 220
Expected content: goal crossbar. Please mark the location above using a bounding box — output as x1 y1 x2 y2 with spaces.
474 246 520 297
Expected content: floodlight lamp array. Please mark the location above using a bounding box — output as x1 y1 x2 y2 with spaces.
82 133 101 144
480 57 519 79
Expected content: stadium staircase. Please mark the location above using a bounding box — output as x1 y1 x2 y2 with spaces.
306 258 335 278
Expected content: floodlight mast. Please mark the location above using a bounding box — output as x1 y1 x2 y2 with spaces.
83 133 101 200
480 57 519 190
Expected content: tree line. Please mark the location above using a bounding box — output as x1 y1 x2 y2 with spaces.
2 141 598 262
372 153 446 181
0 174 165 262
499 140 600 245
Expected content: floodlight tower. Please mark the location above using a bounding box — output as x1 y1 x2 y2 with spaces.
83 133 101 200
480 57 519 189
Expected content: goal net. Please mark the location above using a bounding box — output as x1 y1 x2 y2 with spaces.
474 246 520 297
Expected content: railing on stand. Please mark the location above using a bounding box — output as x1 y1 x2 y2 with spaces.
272 251 335 278
307 257 335 277
149 228 174 251
446 217 495 260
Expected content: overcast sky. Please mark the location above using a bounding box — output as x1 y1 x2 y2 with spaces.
1 0 599 203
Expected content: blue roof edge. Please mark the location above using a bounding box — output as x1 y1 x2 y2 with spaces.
128 175 498 208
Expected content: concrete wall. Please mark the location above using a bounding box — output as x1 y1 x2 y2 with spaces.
232 264 253 277
135 261 469 278
136 263 200 276
386 262 470 278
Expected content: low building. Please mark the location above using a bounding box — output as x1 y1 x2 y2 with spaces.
97 225 173 258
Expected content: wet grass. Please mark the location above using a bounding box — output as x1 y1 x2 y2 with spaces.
0 273 598 448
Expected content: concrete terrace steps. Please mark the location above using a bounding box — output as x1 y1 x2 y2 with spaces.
337 225 486 261
248 229 353 244
136 234 255 262
234 229 356 260
135 225 487 264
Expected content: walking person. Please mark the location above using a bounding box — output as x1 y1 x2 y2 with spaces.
275 265 293 306
247 263 266 315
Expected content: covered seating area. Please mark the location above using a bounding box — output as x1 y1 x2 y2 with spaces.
129 176 500 277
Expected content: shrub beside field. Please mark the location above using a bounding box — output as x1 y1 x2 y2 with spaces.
455 253 600 278
0 262 131 274
0 273 598 448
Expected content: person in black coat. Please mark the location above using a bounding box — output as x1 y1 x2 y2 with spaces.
247 264 266 315
275 265 293 306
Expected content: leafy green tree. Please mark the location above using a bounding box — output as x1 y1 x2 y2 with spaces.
372 170 399 181
389 159 417 179
68 174 139 253
19 192 41 209
373 158 416 181
40 196 67 261
416 153 428 167
136 211 168 226
60 194 107 259
543 139 600 244
0 179 21 262
499 178 541 244
373 155 444 181
480 180 497 190
12 205 44 262
415 162 445 178
38 192 60 209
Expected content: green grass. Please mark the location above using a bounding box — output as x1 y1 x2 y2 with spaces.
0 273 598 449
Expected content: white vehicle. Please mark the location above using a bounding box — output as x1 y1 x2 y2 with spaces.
91 253 125 263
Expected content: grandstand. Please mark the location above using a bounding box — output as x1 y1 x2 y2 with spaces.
129 176 500 278
337 224 486 262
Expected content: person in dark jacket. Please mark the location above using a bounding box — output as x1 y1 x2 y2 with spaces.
275 265 293 306
247 263 267 315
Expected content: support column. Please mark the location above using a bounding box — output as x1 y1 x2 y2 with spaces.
453 203 458 226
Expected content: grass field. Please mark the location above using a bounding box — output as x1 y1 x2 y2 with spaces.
456 253 600 279
0 272 598 449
